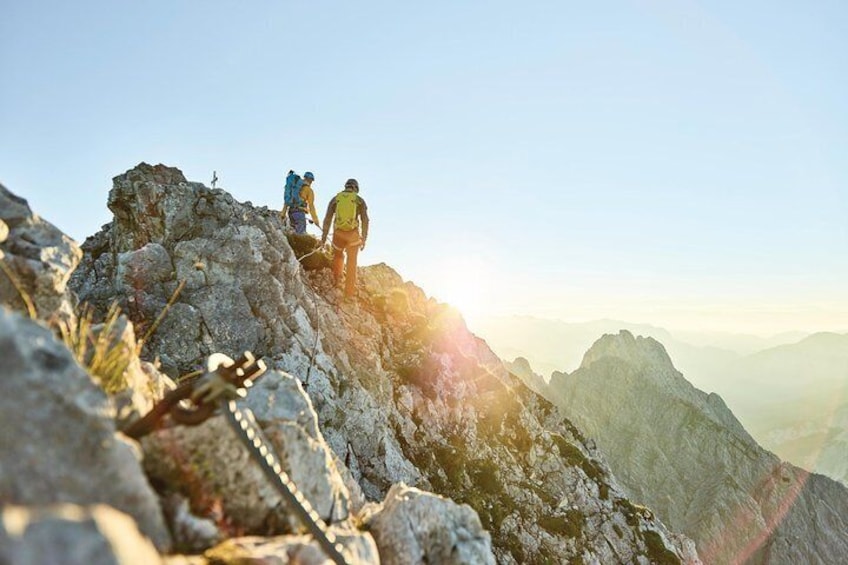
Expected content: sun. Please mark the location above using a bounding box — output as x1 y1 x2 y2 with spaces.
431 258 494 323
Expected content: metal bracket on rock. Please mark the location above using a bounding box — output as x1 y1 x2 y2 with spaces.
122 351 266 440
121 352 350 565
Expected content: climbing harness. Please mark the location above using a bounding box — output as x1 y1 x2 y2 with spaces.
123 352 349 565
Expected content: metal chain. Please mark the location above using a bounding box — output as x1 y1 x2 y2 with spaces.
223 399 350 565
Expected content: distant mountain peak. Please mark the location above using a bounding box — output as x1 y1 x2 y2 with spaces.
510 356 533 373
543 328 848 563
579 330 674 372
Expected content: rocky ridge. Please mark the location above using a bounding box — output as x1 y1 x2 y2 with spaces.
1 165 699 563
544 330 848 564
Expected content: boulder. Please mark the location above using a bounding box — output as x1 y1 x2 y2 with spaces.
0 504 162 565
141 371 351 535
0 308 171 551
362 483 495 565
0 183 81 322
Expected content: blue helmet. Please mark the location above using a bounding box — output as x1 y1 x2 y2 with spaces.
303 171 315 180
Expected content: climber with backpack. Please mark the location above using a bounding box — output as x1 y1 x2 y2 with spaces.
282 170 321 234
321 178 369 299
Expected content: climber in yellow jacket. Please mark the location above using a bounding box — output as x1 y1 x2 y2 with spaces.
282 171 321 234
321 178 369 299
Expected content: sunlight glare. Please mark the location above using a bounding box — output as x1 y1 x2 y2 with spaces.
431 257 495 323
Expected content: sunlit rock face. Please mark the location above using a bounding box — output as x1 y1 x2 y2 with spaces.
548 330 848 564
71 163 699 563
0 183 81 322
360 483 495 565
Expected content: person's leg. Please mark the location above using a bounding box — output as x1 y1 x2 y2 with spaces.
289 209 306 234
331 233 345 287
296 210 308 234
344 238 360 298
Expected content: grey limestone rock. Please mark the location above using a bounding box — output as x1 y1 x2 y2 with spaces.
0 183 81 322
0 308 171 551
71 163 306 376
140 370 352 535
362 483 496 565
0 504 163 565
160 492 223 553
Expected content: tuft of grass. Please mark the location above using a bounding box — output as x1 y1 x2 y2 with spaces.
58 302 132 394
2 245 188 397
0 258 37 319
138 279 185 348
2 252 131 394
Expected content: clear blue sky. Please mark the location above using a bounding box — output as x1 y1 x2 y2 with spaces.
2 1 846 335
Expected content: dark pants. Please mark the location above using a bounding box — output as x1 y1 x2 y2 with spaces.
332 229 362 297
288 208 307 234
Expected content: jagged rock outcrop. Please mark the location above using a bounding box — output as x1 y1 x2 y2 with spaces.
361 483 494 565
0 504 163 565
547 330 848 564
71 163 699 563
506 356 550 397
0 183 81 321
0 307 172 551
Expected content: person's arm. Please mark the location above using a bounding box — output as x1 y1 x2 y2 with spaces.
321 198 336 244
358 196 369 249
305 187 321 225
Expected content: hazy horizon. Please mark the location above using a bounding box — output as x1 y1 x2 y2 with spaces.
3 2 845 338
466 311 842 378
466 311 845 342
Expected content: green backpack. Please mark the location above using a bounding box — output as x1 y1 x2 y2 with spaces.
334 191 359 230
